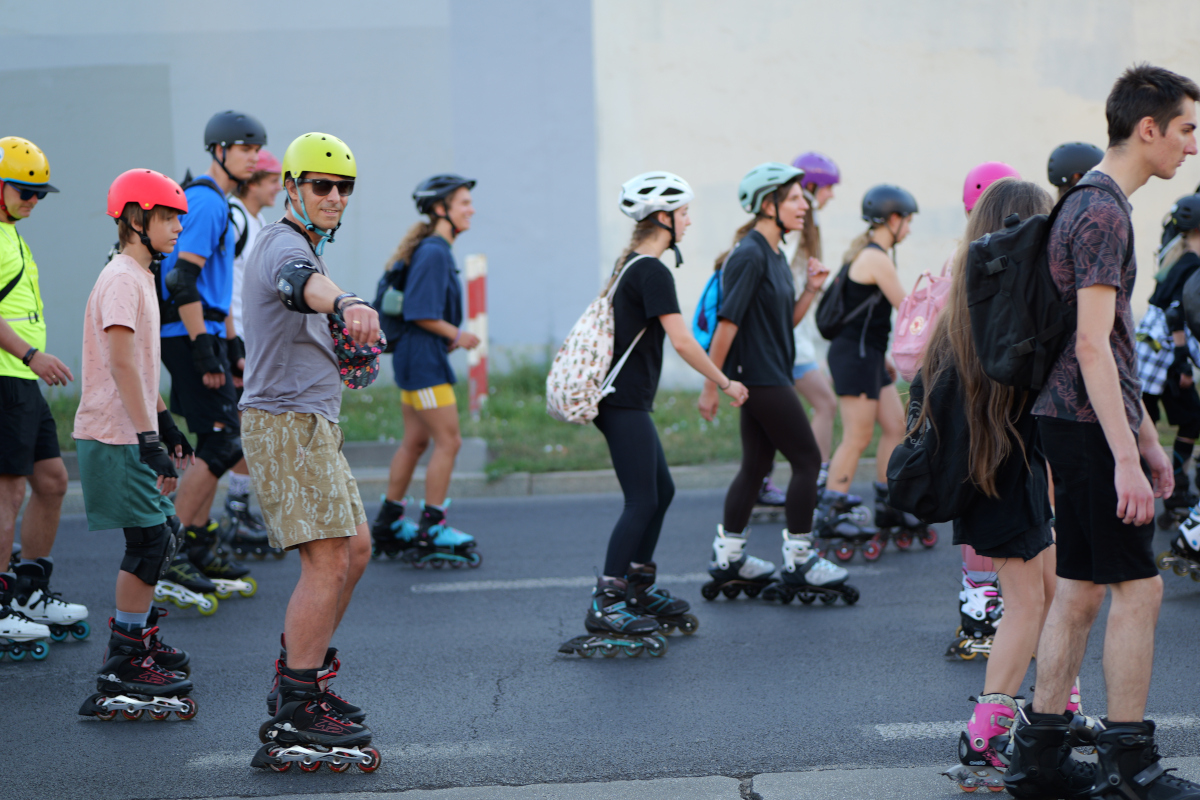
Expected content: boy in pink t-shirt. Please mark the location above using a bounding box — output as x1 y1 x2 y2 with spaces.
74 170 202 722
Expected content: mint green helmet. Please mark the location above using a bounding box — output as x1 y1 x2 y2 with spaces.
738 162 804 214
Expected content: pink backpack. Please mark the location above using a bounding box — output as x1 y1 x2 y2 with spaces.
893 257 952 382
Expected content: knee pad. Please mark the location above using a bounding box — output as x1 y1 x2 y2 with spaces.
195 429 243 478
120 522 173 586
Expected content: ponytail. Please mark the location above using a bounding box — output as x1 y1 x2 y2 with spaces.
713 219 758 273
388 219 437 269
841 228 875 268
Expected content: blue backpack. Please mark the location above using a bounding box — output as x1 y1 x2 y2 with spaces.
692 270 723 351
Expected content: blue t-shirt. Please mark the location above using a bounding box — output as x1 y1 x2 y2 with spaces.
160 176 234 338
392 236 463 390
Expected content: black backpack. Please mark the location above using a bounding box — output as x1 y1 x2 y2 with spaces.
815 261 882 340
885 368 976 523
372 260 408 354
965 179 1130 390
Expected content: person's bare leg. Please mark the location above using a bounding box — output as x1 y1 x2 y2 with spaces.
983 552 1048 697
826 395 876 493
284 537 350 669
385 404 430 503
874 384 906 484
1040 540 1057 631
115 570 156 614
0 474 28 565
1103 575 1163 722
333 522 372 631
19 457 68 559
419 405 462 507
173 462 220 528
189 477 221 528
795 370 837 462
1030 577 1106 714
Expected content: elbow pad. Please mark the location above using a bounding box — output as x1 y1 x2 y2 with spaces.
1165 302 1185 333
276 259 319 314
164 259 203 306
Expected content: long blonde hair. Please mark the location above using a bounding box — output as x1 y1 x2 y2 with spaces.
604 217 659 293
912 178 1054 497
387 220 436 269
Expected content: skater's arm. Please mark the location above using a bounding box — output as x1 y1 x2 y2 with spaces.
298 272 382 347
1075 285 1159 524
698 320 739 421
660 314 747 405
107 325 155 433
793 257 829 326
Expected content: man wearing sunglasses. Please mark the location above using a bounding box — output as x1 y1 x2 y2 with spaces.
240 132 382 769
0 136 84 645
158 110 267 575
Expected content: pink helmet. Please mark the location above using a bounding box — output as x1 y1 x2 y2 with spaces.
963 162 1020 212
254 148 282 174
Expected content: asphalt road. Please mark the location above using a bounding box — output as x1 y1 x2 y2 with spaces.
3 488 1199 800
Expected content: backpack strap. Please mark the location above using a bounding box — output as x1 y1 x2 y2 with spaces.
0 230 26 305
600 328 647 394
229 202 250 258
603 253 653 298
181 175 230 250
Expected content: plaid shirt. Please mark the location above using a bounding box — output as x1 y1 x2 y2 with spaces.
1135 304 1200 395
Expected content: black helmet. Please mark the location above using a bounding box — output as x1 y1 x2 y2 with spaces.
204 110 268 150
1183 269 1200 341
413 173 476 214
862 184 918 224
1047 142 1103 187
1170 194 1200 233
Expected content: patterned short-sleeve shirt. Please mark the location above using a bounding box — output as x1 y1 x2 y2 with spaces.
1032 171 1140 431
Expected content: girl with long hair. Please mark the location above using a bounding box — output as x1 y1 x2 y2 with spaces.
561 172 748 657
700 163 856 605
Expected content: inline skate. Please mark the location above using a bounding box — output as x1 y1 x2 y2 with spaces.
750 476 786 523
1089 720 1200 799
79 622 197 721
1003 706 1097 799
156 554 219 615
0 573 50 661
814 489 881 562
874 481 938 551
370 496 417 559
9 557 90 641
187 520 257 599
559 577 667 658
942 693 1017 792
220 489 283 559
266 634 365 723
1157 512 1200 581
253 662 380 772
700 525 776 600
761 530 860 605
625 562 698 635
946 568 1004 661
400 501 481 568
144 606 190 677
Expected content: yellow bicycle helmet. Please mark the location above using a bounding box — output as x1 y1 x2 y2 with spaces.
0 136 58 192
281 132 356 184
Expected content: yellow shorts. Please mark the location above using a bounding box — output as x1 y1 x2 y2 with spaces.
401 384 456 410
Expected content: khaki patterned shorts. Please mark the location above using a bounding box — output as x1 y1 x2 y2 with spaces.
241 408 366 550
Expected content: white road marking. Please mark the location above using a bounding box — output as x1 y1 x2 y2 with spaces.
872 715 1200 741
188 740 511 769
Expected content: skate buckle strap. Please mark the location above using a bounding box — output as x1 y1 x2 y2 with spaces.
1132 758 1165 787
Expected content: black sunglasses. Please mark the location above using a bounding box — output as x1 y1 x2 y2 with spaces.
13 186 49 201
297 178 355 197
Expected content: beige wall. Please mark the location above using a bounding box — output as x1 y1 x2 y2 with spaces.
593 0 1200 350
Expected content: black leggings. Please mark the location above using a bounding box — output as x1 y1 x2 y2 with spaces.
724 385 820 533
594 405 675 577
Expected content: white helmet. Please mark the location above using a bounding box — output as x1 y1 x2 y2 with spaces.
618 172 694 221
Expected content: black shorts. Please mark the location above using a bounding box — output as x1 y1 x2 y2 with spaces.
1142 388 1200 434
1039 417 1157 585
828 339 893 400
0 375 61 475
160 335 239 434
961 522 1054 561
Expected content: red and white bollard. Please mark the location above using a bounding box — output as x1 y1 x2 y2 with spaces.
465 254 488 416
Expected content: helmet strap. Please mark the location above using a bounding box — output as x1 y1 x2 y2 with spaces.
431 201 459 239
0 181 12 224
287 179 337 256
649 211 683 267
210 145 247 195
137 208 165 264
773 188 787 236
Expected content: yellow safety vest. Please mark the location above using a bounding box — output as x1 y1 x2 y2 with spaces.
0 222 45 380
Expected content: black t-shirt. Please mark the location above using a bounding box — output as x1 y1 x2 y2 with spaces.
601 254 681 411
1149 251 1200 310
718 230 795 386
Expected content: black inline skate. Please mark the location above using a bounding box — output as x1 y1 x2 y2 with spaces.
874 481 938 551
1157 512 1200 582
946 568 1003 661
253 662 380 773
0 572 49 661
156 553 219 616
79 622 197 721
399 501 481 568
187 520 257 599
813 489 881 562
701 525 776 600
1157 465 1198 530
266 634 365 723
559 577 667 658
1089 720 1200 799
220 489 283 560
625 562 698 635
145 606 190 676
1003 707 1096 799
761 530 860 605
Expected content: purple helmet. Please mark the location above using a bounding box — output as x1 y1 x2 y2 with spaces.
791 152 840 187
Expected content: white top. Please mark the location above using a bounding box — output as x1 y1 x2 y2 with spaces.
780 225 819 366
229 196 266 337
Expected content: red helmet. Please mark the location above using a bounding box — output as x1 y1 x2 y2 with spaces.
254 148 282 174
106 169 188 218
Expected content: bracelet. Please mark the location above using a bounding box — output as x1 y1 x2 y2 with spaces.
451 329 462 346
332 292 356 313
21 347 37 366
720 377 731 390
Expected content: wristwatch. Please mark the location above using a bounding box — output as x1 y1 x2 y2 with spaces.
21 347 37 366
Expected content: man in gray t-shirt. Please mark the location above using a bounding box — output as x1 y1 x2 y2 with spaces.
239 132 384 765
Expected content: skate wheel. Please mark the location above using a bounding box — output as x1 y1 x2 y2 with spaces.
266 745 291 772
700 581 720 601
6 647 22 662
72 621 91 641
298 758 322 772
122 708 144 721
777 588 795 605
239 577 258 598
842 586 860 605
862 540 883 561
430 558 445 569
798 592 816 605
958 647 978 661
197 595 219 616
624 642 643 657
30 641 48 660
920 527 939 548
645 636 668 657
576 645 595 658
149 708 171 721
467 552 483 568
743 584 763 599
1156 551 1173 570
95 704 118 722
329 757 352 773
358 746 382 773
658 620 676 635
1175 562 1190 577
834 543 855 562
214 587 232 600
49 628 68 643
600 643 620 658
679 614 700 635
411 558 427 570
820 593 838 606
449 558 465 569
272 550 286 560
169 597 184 609
721 584 741 599
1190 568 1200 583
894 532 914 550
176 697 198 720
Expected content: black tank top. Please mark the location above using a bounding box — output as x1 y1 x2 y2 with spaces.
835 242 892 354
